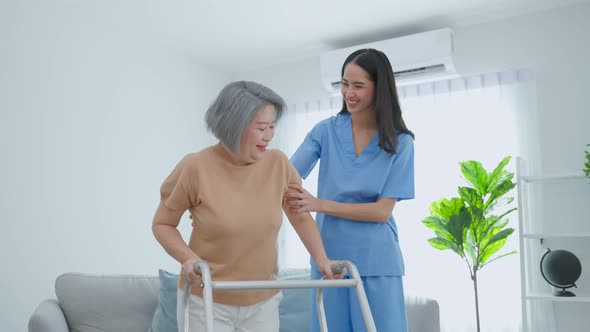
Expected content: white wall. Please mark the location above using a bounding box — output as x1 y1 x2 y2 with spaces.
232 2 590 331
233 3 590 172
0 2 227 331
454 4 590 173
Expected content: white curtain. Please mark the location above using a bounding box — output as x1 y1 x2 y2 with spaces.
273 70 536 332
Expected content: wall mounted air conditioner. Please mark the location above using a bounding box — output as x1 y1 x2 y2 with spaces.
320 28 456 94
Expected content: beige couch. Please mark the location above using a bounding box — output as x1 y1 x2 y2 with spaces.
28 270 440 332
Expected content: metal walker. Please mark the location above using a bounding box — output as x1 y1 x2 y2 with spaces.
182 260 376 332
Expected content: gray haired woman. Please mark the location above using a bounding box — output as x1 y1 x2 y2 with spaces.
152 81 342 332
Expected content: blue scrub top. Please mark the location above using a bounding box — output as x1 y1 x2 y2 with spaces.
290 113 415 276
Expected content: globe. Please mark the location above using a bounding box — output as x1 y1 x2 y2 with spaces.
540 249 582 297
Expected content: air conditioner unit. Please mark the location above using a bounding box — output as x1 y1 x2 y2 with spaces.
320 28 456 94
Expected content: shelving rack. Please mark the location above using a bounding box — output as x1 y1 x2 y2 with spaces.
516 157 589 331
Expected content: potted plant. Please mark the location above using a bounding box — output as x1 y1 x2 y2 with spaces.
584 144 590 180
422 156 517 332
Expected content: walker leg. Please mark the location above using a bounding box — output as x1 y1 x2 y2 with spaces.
183 261 214 332
182 284 191 332
316 287 329 332
315 261 377 332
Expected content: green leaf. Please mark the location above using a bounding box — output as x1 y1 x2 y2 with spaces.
429 198 464 220
476 213 512 244
480 236 503 263
459 187 483 209
480 250 517 269
480 228 515 263
448 209 472 246
422 216 456 243
428 237 465 257
434 230 456 243
480 237 507 264
422 216 448 232
465 230 477 266
494 220 509 230
466 206 487 243
461 161 488 196
484 180 516 212
486 196 514 213
490 227 515 242
486 156 511 193
495 207 517 222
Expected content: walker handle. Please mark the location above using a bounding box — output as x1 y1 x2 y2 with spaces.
331 261 346 275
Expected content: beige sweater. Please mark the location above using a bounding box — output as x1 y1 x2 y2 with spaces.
160 143 301 305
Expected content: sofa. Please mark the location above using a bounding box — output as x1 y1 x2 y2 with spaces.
29 269 440 332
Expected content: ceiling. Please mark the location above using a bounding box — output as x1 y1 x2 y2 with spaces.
17 0 590 73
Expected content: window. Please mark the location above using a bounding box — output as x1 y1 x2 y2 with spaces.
274 70 533 332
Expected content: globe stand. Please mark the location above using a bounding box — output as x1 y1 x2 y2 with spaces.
554 288 576 297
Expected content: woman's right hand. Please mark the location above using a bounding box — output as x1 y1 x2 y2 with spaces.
181 257 202 285
316 258 346 280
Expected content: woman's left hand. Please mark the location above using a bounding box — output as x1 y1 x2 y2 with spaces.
285 184 321 213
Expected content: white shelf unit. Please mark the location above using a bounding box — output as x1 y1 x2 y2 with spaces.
519 174 587 182
525 293 590 303
516 157 590 332
522 233 590 239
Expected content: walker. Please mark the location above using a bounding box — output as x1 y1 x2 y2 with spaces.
182 260 376 332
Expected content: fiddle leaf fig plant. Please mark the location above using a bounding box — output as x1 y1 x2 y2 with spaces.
584 144 590 180
422 156 517 332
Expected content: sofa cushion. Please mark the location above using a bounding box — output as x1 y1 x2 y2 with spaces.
276 269 312 332
55 273 159 332
28 299 69 332
151 270 179 332
406 295 440 332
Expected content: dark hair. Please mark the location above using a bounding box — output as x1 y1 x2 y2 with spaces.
338 48 414 154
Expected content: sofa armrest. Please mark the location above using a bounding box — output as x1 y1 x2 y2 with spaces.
406 295 440 332
28 299 69 332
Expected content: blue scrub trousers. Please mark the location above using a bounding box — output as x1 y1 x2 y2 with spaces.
310 268 408 332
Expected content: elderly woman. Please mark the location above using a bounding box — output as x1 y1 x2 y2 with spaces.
152 81 340 332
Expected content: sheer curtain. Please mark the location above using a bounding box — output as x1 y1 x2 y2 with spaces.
273 70 535 332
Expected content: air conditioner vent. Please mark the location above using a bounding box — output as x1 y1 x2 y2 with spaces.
320 28 457 93
394 64 446 78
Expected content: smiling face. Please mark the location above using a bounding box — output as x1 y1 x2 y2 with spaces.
238 104 276 163
341 62 376 115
